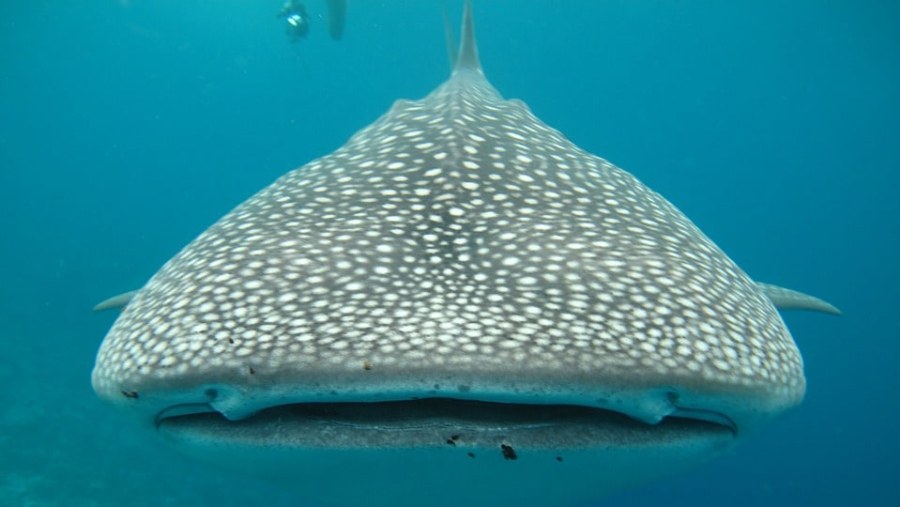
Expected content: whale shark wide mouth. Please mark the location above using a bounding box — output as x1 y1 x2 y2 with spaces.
155 398 737 449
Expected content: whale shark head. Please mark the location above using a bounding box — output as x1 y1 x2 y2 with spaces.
93 3 812 506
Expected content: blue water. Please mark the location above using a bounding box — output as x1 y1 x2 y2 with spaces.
1 1 898 505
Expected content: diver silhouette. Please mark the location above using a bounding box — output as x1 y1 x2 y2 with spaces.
278 0 346 42
278 0 310 42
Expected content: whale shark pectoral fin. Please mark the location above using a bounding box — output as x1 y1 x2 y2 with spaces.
756 282 841 315
92 289 140 312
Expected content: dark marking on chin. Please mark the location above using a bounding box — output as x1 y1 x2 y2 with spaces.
500 444 517 461
121 390 139 399
248 366 256 375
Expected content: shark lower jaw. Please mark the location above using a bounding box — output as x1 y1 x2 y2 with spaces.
153 397 738 507
154 397 737 450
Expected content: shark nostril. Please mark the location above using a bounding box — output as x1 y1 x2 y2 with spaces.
205 388 218 400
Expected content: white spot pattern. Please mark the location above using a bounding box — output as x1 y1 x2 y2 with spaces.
93 69 803 403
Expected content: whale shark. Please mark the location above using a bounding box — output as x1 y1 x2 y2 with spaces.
92 2 838 506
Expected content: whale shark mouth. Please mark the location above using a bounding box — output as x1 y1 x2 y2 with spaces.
155 398 737 450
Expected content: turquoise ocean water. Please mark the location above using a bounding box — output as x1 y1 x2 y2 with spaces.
1 1 898 505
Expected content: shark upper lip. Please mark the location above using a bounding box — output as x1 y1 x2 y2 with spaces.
154 397 738 448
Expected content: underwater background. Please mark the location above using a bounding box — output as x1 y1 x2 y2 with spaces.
1 0 898 505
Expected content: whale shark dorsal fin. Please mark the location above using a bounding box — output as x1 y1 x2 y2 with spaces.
452 0 481 74
756 282 842 315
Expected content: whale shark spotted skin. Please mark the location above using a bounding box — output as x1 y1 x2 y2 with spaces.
92 3 836 506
